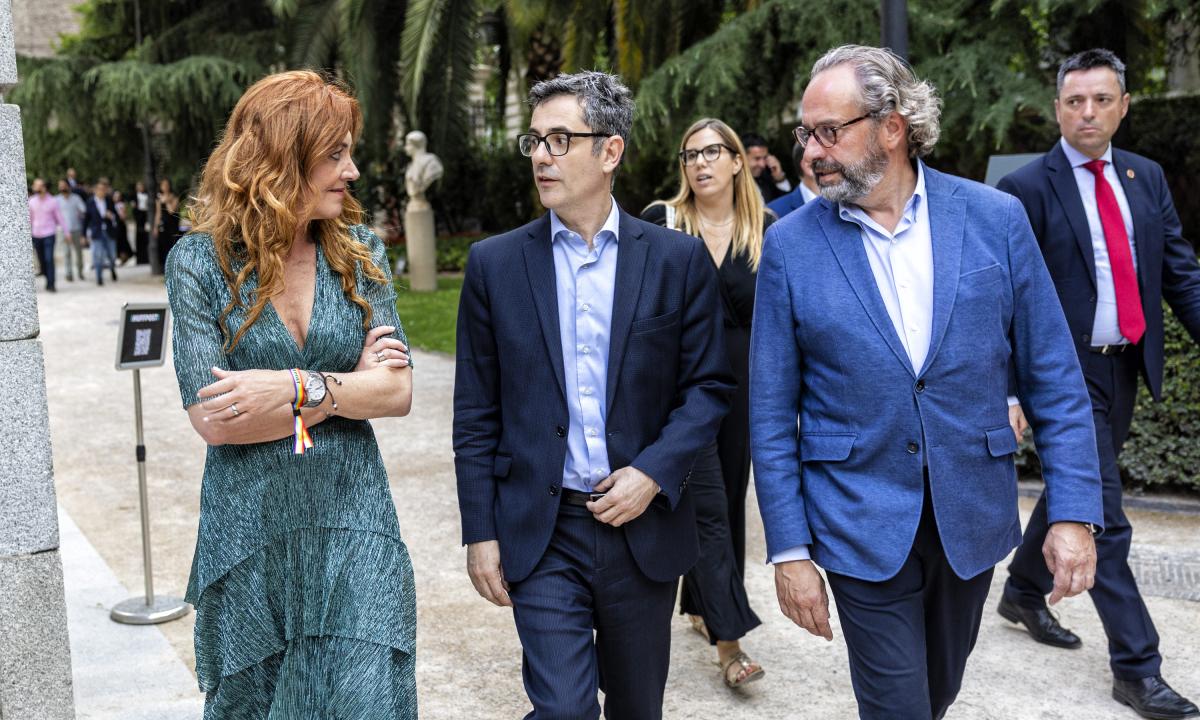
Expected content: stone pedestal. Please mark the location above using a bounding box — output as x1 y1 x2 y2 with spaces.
404 206 438 293
0 0 77 716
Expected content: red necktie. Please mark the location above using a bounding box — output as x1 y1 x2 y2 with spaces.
1083 159 1144 344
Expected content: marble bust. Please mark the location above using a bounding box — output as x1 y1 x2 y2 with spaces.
403 131 444 212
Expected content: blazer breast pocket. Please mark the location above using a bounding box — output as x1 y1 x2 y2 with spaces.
630 309 680 335
959 263 1003 286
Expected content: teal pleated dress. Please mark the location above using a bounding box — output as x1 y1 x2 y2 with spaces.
165 224 417 719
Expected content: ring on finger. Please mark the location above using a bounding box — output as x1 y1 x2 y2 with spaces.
376 350 385 363
230 402 240 417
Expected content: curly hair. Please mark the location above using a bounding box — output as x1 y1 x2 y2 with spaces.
189 70 386 351
811 45 942 159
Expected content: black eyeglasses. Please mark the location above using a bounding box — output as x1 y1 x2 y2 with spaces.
518 131 609 157
679 143 738 166
793 113 874 148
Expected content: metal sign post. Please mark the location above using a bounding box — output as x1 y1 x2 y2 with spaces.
110 302 190 625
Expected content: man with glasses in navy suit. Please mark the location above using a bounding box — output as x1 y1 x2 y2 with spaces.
999 49 1200 720
453 71 734 719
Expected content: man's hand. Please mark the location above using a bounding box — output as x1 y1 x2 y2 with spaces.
1009 403 1029 444
466 540 511 607
775 560 834 640
586 467 660 527
1043 522 1097 605
766 154 786 183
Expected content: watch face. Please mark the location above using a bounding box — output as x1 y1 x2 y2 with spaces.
305 374 326 403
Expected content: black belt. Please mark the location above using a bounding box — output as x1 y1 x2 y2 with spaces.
1089 344 1131 355
561 488 606 507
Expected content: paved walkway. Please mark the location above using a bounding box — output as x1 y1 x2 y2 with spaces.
40 264 1200 719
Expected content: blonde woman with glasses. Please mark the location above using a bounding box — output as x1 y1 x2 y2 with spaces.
642 118 772 689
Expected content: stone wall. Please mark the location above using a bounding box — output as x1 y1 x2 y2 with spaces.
0 0 76 717
11 0 79 58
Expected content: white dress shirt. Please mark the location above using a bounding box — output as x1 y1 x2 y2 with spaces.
1059 138 1138 346
772 163 934 564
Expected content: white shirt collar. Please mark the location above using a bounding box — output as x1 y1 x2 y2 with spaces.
550 196 621 246
838 159 927 236
1060 136 1113 169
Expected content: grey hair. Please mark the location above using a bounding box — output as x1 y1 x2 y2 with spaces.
810 45 942 158
528 71 634 157
1057 49 1126 95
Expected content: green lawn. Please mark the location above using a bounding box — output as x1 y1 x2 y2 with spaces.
394 276 463 355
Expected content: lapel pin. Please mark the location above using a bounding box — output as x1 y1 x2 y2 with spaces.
1126 168 1135 179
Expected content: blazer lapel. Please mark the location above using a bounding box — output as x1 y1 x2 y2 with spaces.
1045 143 1098 290
606 209 648 409
817 202 915 377
1110 149 1152 287
522 215 567 400
920 167 965 377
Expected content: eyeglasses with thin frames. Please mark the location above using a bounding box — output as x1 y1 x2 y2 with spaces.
793 113 874 148
518 131 609 157
679 143 738 166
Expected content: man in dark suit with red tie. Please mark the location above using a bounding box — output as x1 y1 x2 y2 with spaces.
999 49 1200 720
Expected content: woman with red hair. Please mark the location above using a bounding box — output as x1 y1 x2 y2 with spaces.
166 70 417 716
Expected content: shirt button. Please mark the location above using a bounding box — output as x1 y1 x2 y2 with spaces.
581 304 590 312
907 441 920 454
581 346 590 355
587 428 598 437
582 387 592 396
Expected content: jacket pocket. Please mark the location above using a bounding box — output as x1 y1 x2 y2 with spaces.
984 426 1019 457
630 309 679 334
800 433 857 462
493 454 512 478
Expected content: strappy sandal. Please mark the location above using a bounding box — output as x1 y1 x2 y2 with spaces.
688 614 711 642
721 651 765 689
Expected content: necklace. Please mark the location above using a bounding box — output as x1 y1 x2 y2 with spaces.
697 212 734 228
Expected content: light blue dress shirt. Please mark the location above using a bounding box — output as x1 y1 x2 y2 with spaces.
551 199 621 493
1059 138 1138 346
772 163 936 564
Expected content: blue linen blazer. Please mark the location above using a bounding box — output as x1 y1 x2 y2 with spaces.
997 143 1200 401
749 165 1104 582
453 207 735 584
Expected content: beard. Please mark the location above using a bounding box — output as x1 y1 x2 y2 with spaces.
812 134 889 203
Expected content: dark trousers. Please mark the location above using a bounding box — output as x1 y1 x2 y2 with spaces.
32 235 56 289
826 485 994 720
679 443 760 643
1006 348 1160 680
508 501 676 720
133 209 150 264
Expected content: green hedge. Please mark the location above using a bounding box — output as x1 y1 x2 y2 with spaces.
385 232 487 275
1017 305 1200 493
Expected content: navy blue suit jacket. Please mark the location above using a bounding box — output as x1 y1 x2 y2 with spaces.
751 166 1103 581
453 207 735 584
998 143 1200 400
82 195 119 241
766 185 809 219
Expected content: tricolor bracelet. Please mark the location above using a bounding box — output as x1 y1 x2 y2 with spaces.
290 368 314 455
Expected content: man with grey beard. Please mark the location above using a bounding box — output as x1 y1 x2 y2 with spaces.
749 45 1105 719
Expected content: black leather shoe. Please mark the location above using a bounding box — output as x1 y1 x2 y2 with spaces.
997 593 1082 649
1113 676 1200 719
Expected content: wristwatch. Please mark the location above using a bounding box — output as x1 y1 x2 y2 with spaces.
302 371 327 408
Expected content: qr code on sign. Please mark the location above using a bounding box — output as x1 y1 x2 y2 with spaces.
133 328 151 357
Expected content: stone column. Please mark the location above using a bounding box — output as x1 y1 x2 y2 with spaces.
404 205 438 293
0 1 77 717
